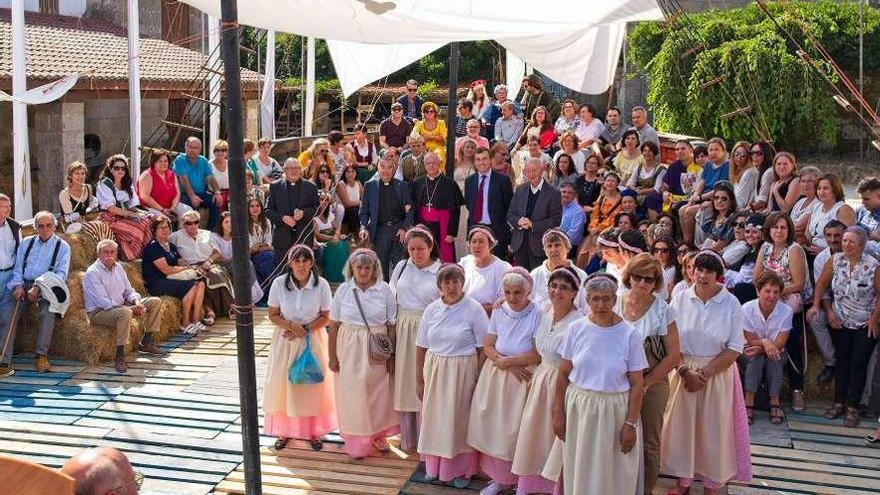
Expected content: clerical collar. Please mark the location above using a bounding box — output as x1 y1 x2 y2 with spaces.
288 179 299 186
426 174 440 181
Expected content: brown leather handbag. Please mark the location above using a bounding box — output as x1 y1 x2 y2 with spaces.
352 288 394 362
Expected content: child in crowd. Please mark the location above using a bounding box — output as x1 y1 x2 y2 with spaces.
742 272 792 426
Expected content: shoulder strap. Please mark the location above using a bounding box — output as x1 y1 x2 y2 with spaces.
50 238 61 271
22 237 36 275
351 287 372 331
102 177 123 209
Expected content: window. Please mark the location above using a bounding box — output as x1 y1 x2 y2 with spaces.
39 0 59 15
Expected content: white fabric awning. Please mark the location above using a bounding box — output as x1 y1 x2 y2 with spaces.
181 0 663 96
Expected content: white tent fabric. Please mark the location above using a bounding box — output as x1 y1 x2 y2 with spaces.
180 0 662 96
505 50 526 96
0 74 79 104
260 29 276 139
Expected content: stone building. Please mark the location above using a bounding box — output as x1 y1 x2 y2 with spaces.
0 1 263 213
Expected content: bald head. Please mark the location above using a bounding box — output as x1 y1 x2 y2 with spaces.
61 447 139 495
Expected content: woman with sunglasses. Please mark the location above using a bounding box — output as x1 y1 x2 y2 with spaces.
97 154 154 261
700 181 738 253
747 141 777 212
411 101 448 172
729 141 758 207
723 214 766 303
248 198 276 302
335 165 363 235
721 211 752 270
618 253 682 494
209 140 230 211
652 236 679 300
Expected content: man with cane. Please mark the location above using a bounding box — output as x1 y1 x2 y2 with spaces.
0 210 70 376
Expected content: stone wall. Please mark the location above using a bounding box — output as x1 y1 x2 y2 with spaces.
84 0 163 39
32 102 85 212
84 98 168 169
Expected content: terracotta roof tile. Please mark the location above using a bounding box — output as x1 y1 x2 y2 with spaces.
0 8 261 88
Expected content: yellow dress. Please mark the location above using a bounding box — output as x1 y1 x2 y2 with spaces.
412 119 448 172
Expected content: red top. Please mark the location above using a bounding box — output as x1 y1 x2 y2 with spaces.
141 166 178 209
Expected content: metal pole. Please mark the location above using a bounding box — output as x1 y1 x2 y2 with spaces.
445 42 460 178
219 1 263 494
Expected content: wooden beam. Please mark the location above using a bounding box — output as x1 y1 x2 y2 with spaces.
182 93 222 106
162 120 203 132
680 44 705 59
720 106 753 120
699 75 726 90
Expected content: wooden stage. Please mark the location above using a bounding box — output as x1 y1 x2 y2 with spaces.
1 311 880 494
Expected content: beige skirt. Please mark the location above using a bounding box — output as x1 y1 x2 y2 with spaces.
335 323 398 436
466 361 532 461
661 355 738 484
546 385 641 494
394 309 424 412
512 362 558 476
418 352 480 458
262 327 336 418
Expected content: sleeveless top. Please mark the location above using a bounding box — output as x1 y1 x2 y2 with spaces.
145 167 178 209
807 201 845 248
350 141 375 164
760 242 796 285
633 163 664 190
768 177 794 212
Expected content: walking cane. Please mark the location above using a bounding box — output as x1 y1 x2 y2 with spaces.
0 298 21 368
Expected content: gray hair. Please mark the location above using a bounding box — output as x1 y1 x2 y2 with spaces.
283 157 300 169
844 225 868 248
798 165 822 179
180 210 200 223
33 211 55 226
632 106 647 116
342 249 384 283
186 136 202 146
0 193 10 203
584 273 618 296
424 152 440 164
524 157 544 170
502 271 533 295
96 239 118 253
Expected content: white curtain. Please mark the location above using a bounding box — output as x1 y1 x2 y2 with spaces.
260 29 276 139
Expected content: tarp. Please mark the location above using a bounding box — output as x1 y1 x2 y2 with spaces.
180 0 663 96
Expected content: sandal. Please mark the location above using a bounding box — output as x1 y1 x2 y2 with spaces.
769 405 785 425
372 439 390 453
202 313 216 326
273 437 288 451
309 438 323 451
844 407 861 427
823 403 845 420
746 406 754 425
865 432 880 446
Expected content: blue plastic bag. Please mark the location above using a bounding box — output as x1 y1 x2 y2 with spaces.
288 334 324 384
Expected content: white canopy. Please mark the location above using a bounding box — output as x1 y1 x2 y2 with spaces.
181 0 663 96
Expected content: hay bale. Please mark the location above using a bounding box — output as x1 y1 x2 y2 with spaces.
122 261 147 294
60 233 97 272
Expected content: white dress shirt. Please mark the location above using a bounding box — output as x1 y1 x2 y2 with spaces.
461 255 510 305
742 299 792 341
268 275 332 324
671 286 745 357
416 295 489 357
390 259 441 311
330 279 397 326
0 221 14 269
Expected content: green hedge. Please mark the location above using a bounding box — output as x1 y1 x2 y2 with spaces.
628 1 880 148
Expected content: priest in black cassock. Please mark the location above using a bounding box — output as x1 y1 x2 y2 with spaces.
410 152 465 262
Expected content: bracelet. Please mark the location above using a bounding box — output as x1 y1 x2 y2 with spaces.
624 420 638 429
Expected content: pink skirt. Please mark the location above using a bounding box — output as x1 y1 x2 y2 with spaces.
517 474 556 494
341 424 401 459
264 413 335 440
423 452 478 482
100 212 152 261
418 206 454 262
481 455 518 486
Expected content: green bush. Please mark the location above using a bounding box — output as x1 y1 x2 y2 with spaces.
628 1 880 148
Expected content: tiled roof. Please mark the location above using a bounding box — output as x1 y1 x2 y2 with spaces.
0 9 262 89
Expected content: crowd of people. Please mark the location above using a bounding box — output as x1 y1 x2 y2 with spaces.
2 75 880 494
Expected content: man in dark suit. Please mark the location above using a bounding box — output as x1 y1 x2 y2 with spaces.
507 158 563 270
359 159 413 280
465 147 513 259
265 158 320 258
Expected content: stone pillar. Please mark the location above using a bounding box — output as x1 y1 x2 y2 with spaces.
314 102 330 135
33 102 85 212
245 99 260 140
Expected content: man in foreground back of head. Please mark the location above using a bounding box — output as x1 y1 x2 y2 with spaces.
61 447 142 495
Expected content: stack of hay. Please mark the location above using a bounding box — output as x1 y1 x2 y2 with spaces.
14 234 184 365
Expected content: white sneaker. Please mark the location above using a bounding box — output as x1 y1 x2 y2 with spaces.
480 482 506 495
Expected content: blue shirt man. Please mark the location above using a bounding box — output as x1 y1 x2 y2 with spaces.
700 160 730 191
0 211 71 375
559 183 586 249
174 136 222 229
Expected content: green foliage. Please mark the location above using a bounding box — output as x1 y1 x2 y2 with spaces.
628 1 880 148
417 80 439 98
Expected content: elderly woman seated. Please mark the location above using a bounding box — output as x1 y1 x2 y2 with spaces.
169 210 234 325
141 216 207 334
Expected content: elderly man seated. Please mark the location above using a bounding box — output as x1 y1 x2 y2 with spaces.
0 210 70 377
61 447 143 495
83 239 163 373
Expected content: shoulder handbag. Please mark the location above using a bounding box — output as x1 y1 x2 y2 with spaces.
352 287 394 363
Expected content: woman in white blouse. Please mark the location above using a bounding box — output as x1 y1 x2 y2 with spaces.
460 226 511 315
547 273 647 494
209 139 230 211
467 267 542 495
618 254 682 494
390 226 441 450
416 264 489 489
170 210 234 325
262 245 336 452
511 267 582 494
530 228 587 313
663 250 751 495
212 212 264 305
247 197 276 302
329 249 399 459
97 154 153 261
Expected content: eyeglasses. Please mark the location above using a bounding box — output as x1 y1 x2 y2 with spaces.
652 247 669 254
713 195 730 202
184 220 199 226
630 273 655 284
36 223 54 229
112 166 127 171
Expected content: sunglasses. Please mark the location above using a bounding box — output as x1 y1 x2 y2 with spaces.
214 149 228 153
112 166 127 171
734 221 747 228
630 274 655 284
424 109 436 114
734 151 748 158
392 108 403 112
184 220 199 226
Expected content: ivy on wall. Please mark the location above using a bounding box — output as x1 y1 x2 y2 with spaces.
628 1 880 148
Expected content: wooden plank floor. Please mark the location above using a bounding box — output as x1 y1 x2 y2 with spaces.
3 310 880 494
